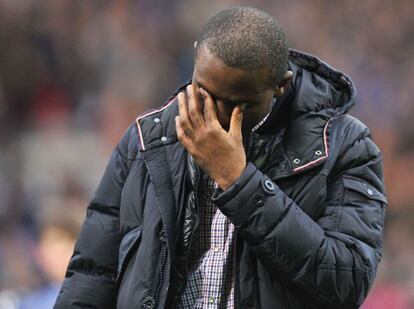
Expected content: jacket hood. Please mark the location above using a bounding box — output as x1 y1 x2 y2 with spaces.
287 49 356 117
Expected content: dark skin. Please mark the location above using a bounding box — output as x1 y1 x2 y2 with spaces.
176 44 293 190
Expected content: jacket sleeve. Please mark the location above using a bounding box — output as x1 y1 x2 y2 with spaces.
212 122 386 308
54 124 138 309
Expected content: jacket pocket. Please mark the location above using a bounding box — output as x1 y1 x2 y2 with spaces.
116 225 142 284
342 176 387 205
340 176 386 251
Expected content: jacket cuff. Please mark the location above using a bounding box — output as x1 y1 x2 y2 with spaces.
212 162 257 204
212 162 282 227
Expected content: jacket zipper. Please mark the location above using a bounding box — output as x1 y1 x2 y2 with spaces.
155 160 201 306
181 164 201 292
234 132 254 308
154 228 168 307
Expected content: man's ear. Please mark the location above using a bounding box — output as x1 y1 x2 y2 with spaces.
275 70 293 96
194 41 198 50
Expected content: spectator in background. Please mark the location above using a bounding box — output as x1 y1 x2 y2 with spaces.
17 207 81 309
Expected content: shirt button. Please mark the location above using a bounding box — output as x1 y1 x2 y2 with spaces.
153 117 160 123
367 188 374 196
208 296 215 304
213 247 219 253
161 136 168 142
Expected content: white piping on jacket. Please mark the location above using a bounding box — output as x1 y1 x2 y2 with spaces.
136 97 176 151
293 118 332 174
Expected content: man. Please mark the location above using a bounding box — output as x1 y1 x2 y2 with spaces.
55 7 387 309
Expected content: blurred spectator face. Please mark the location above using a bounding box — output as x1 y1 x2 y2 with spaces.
192 45 277 131
35 225 77 284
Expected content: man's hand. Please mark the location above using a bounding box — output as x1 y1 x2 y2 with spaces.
175 85 246 190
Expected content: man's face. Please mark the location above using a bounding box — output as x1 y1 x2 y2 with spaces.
192 45 276 132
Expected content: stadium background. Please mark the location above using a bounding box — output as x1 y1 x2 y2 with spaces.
0 0 413 308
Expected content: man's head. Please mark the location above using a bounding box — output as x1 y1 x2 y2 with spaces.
192 7 291 130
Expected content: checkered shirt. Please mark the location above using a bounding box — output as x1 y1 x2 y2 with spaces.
176 172 237 309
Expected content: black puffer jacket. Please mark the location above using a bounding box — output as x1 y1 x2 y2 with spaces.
55 50 387 309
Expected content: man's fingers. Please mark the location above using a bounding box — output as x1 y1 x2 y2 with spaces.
177 91 194 130
229 104 244 139
175 116 193 149
200 88 219 125
187 84 205 128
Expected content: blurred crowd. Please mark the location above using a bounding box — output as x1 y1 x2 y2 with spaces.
0 0 413 308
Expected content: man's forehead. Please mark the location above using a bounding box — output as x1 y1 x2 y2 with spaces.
194 49 271 99
193 70 262 104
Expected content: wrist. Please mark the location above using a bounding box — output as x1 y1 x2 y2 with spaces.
215 164 246 190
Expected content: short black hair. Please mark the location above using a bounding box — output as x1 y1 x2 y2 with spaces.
196 7 289 87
